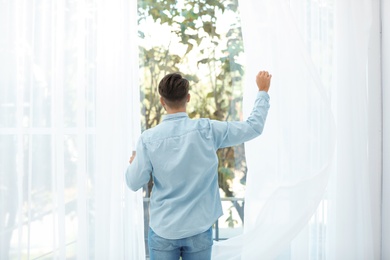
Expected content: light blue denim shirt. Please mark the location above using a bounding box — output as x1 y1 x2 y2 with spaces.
126 91 270 239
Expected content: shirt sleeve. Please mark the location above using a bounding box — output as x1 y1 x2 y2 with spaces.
125 136 152 191
211 91 270 149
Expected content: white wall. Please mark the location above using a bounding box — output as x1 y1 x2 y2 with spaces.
382 0 390 259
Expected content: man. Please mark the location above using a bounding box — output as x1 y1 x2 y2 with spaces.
126 70 271 260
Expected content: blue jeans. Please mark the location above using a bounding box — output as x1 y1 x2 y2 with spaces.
148 227 213 260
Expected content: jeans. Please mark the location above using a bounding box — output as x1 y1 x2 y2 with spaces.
148 227 213 260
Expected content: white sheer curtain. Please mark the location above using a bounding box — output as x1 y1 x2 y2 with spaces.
327 0 381 258
382 0 390 258
213 0 381 259
0 0 145 259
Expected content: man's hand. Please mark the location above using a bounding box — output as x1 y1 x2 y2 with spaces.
129 151 136 164
256 70 272 92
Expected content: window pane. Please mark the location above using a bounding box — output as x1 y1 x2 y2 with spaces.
0 57 17 128
0 135 17 259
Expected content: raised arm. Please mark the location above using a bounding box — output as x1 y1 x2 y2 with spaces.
211 70 272 149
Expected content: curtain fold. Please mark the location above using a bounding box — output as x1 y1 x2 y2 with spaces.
213 0 335 259
326 0 381 259
382 0 390 258
214 0 380 259
0 0 145 259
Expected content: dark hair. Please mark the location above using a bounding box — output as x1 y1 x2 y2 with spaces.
158 73 189 108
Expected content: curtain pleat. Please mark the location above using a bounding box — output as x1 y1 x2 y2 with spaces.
326 1 381 259
382 0 390 257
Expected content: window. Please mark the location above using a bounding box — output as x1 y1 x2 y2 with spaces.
137 0 246 253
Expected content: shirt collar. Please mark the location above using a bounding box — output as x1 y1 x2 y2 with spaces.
162 112 189 121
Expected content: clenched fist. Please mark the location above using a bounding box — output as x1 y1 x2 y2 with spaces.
256 70 272 93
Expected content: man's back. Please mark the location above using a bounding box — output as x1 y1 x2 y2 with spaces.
142 113 223 239
127 91 270 239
